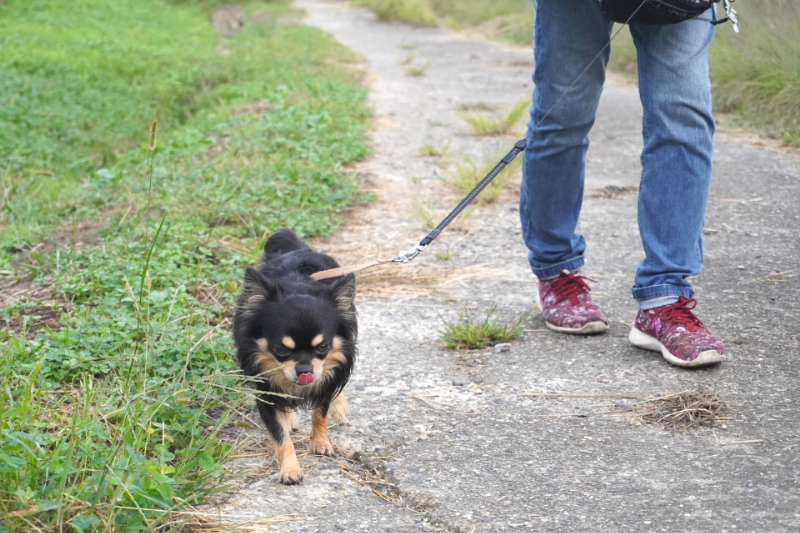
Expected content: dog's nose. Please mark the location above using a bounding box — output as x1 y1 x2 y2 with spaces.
295 363 313 375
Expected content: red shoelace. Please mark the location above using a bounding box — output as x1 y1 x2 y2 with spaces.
650 296 705 332
548 271 595 305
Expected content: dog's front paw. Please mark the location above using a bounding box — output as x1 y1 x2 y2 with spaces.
279 463 304 485
310 438 335 456
329 393 350 423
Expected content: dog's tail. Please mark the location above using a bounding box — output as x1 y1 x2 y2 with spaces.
263 229 308 261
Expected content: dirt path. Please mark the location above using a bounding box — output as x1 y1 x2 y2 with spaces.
213 2 800 531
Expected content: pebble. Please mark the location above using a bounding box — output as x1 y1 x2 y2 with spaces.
452 379 464 386
737 265 746 270
494 343 511 353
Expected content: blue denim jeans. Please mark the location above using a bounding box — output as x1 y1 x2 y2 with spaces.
519 0 716 305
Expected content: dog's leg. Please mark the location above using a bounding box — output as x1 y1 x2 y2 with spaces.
310 404 335 456
285 409 300 432
257 398 303 484
328 392 350 423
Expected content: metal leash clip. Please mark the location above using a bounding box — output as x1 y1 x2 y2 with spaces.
723 0 739 33
393 244 428 264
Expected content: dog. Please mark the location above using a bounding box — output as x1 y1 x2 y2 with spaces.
233 229 356 484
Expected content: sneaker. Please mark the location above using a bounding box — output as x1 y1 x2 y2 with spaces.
629 296 725 367
536 269 609 334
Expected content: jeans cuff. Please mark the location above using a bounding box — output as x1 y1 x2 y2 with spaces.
531 256 584 280
631 284 694 302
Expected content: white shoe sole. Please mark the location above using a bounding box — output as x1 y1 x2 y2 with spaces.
535 286 609 335
628 327 724 368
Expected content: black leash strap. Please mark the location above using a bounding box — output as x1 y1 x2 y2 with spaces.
394 138 526 263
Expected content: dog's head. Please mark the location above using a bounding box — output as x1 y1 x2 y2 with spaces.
236 267 356 390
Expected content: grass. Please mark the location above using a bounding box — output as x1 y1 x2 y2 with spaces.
438 305 528 349
0 0 369 531
410 197 473 229
460 98 529 136
442 146 522 204
404 61 432 77
418 141 450 157
355 0 532 45
352 0 436 26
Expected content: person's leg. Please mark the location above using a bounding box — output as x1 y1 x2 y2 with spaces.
629 11 715 304
627 11 724 366
521 0 614 335
520 0 613 278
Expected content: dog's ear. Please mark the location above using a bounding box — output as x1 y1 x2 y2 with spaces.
242 267 279 305
328 274 356 319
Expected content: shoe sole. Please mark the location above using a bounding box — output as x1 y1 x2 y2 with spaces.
535 288 609 335
628 327 723 368
545 321 609 335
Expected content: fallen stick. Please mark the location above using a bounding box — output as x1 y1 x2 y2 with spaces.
521 392 648 400
720 439 764 447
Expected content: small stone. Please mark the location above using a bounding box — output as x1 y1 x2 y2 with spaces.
737 265 746 270
472 378 484 384
452 379 464 386
494 343 511 353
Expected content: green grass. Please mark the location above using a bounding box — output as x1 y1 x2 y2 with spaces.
442 146 522 205
438 305 528 350
460 98 529 136
355 0 532 45
0 0 369 531
404 61 432 77
352 0 437 26
418 141 450 157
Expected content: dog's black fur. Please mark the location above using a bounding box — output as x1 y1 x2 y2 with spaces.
233 229 356 484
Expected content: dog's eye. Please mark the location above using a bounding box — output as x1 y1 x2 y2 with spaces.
273 346 290 358
314 343 329 356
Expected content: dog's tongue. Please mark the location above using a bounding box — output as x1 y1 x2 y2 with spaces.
296 373 314 385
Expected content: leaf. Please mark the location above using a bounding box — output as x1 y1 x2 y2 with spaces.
198 452 215 471
70 514 101 532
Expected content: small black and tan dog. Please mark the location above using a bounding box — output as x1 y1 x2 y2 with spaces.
233 229 356 484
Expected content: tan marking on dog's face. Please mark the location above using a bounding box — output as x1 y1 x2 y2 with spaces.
255 351 296 389
255 338 268 352
311 334 324 347
281 336 296 350
313 336 347 383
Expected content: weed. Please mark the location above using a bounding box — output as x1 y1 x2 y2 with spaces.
442 146 522 204
405 61 432 77
418 141 451 157
461 98 529 136
438 305 528 349
398 53 416 65
411 197 473 229
434 247 455 261
352 0 437 26
457 102 497 113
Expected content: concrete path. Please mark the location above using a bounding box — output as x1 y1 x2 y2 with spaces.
216 2 800 531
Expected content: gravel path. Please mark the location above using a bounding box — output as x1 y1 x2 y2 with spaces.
214 2 800 531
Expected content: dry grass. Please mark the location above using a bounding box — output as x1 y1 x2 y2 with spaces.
410 196 474 229
635 389 729 431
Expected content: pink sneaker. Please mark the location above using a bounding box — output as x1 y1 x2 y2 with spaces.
537 270 609 334
629 296 725 367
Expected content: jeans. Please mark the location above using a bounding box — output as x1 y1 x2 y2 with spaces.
519 0 716 305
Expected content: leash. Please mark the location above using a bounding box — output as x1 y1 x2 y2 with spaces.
310 0 736 282
311 139 526 281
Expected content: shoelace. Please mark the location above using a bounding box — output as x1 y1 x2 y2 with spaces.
651 296 704 332
548 270 595 306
